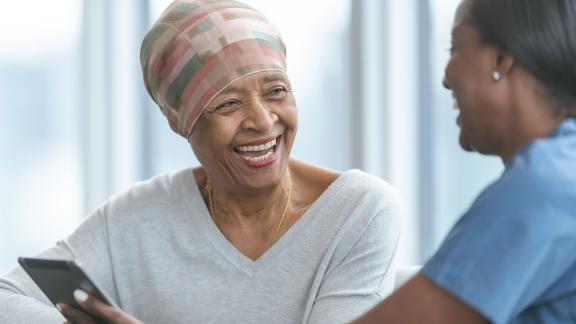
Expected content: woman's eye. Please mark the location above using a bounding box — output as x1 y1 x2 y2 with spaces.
266 86 287 100
214 99 241 112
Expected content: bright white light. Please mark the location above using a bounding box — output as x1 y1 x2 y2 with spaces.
0 0 81 59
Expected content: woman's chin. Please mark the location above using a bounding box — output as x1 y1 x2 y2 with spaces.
459 133 475 152
232 159 288 188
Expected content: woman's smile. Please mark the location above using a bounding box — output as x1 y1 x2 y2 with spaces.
233 135 282 168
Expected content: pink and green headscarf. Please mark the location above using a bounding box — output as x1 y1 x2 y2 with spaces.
140 0 288 139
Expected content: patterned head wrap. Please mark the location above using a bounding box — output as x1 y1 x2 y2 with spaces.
140 0 288 138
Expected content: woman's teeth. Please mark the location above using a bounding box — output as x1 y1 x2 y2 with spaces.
242 150 274 162
234 137 279 163
236 138 277 152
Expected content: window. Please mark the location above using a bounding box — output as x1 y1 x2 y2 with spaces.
0 0 82 272
428 0 503 256
353 0 504 263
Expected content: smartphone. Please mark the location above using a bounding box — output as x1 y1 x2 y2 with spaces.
18 257 119 319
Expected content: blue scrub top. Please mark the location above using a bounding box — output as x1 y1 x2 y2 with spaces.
422 118 576 323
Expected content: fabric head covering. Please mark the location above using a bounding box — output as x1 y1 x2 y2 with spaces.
140 0 288 139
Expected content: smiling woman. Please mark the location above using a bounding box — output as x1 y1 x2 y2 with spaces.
0 0 402 323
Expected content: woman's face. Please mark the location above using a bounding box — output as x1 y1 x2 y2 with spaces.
189 71 297 191
444 2 511 155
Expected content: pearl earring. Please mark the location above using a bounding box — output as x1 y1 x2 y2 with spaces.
492 70 501 81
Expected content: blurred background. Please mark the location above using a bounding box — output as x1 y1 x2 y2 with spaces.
0 0 502 273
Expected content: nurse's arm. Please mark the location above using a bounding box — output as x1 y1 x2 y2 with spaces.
352 273 488 324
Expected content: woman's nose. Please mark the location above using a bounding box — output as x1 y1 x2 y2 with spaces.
241 99 277 132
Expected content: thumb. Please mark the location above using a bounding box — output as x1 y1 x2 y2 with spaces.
74 290 126 323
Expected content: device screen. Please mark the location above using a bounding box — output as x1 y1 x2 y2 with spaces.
18 257 117 322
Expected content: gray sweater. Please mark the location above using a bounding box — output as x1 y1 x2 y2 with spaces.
0 168 401 324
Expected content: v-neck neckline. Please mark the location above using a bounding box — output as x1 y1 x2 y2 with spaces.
182 169 353 276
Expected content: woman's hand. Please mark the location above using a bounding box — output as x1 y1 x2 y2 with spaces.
58 289 143 324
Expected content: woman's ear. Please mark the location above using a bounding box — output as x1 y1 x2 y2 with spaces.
495 51 515 78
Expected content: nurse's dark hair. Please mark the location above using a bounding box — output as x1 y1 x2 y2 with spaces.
465 0 576 116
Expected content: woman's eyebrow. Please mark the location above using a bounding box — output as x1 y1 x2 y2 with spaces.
220 84 239 95
261 74 288 84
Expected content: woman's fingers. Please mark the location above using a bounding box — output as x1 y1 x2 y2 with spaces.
73 289 143 324
57 303 96 324
73 289 120 322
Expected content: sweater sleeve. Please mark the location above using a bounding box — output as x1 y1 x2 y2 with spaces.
307 201 402 324
0 207 117 323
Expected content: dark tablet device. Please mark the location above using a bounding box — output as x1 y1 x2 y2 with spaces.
18 257 119 316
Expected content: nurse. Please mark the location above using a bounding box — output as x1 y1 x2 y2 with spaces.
356 0 576 322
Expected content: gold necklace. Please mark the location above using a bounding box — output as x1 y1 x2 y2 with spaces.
205 173 292 244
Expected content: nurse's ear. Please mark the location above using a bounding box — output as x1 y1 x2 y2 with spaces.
492 50 515 81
